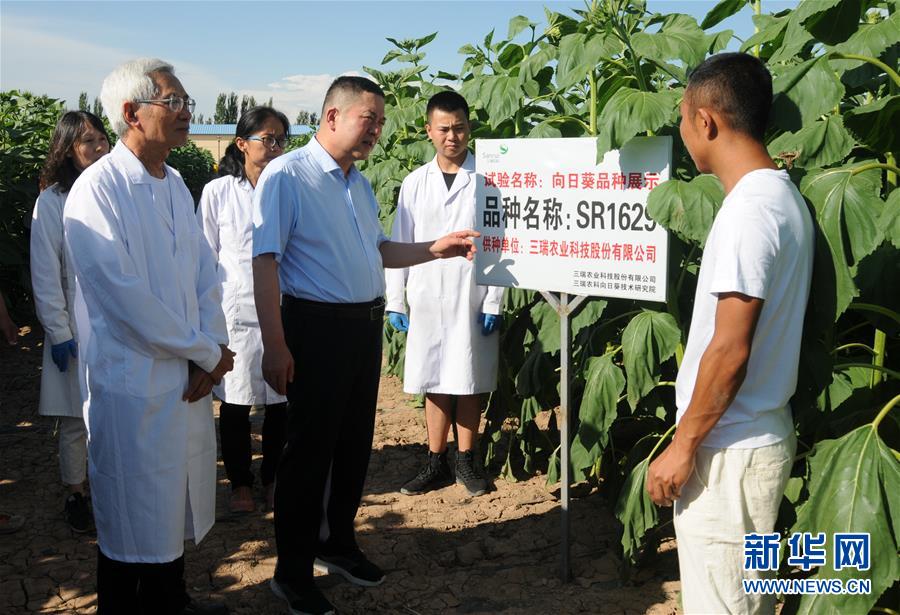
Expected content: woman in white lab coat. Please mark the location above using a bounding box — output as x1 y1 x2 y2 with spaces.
31 110 109 532
196 107 290 513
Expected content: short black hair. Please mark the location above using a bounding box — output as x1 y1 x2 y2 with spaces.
426 90 469 121
321 76 384 116
685 52 772 141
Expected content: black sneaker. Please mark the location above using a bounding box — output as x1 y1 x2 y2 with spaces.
64 492 91 533
400 451 453 495
270 577 336 615
314 550 385 587
455 449 488 496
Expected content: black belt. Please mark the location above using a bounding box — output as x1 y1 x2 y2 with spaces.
282 295 385 321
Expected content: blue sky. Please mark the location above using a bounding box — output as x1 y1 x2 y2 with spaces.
2 1 798 121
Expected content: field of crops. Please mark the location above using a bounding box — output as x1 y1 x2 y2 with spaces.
362 1 899 612
0 0 897 612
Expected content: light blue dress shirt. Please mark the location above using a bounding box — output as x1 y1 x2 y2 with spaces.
252 137 387 303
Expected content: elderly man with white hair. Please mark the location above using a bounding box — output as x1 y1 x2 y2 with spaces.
64 58 234 615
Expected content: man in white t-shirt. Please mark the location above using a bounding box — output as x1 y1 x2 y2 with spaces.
645 52 813 614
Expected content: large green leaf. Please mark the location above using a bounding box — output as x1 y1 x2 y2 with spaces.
496 44 526 71
614 434 661 563
595 88 680 161
831 10 900 58
772 58 845 132
854 244 900 336
646 174 725 245
594 73 632 112
800 164 885 317
507 14 536 39
621 310 681 409
570 354 625 477
528 120 563 138
798 0 862 45
361 157 407 190
791 425 900 614
526 297 607 355
768 12 814 64
700 0 749 29
740 13 788 54
767 114 855 169
631 13 708 69
706 29 734 54
515 343 554 397
791 0 841 23
826 365 873 411
842 94 900 155
881 189 900 251
555 32 619 91
463 75 522 129
518 42 558 87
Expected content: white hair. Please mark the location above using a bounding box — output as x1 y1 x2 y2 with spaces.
100 58 175 137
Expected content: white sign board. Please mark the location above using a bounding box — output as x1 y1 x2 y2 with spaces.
475 137 671 302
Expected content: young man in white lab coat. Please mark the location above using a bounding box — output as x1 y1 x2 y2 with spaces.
64 58 235 615
386 91 504 497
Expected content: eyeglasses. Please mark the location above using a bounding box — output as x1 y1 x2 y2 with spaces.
246 135 288 149
133 96 196 114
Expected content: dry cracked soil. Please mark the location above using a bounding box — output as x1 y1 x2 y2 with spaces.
0 321 680 614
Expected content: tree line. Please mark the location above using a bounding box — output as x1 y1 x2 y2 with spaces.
76 90 318 127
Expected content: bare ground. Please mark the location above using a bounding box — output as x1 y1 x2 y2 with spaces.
0 322 680 614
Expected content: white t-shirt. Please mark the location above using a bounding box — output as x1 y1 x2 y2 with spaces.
675 169 813 449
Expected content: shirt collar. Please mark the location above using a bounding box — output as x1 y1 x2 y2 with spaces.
111 140 170 185
428 151 474 175
306 135 361 183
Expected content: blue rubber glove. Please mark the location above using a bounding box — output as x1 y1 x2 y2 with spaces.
51 338 78 372
480 313 500 336
387 311 409 332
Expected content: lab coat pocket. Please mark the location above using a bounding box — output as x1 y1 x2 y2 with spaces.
123 352 183 398
230 286 259 328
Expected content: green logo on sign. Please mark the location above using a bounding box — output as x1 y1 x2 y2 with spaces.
499 145 508 154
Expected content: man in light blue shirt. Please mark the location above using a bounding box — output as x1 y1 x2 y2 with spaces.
252 76 477 615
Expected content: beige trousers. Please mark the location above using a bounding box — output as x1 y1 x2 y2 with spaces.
58 415 87 486
673 435 795 614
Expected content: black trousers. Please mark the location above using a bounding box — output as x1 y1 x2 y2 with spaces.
219 401 287 488
274 296 383 585
96 547 187 614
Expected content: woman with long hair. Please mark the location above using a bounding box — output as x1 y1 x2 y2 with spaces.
31 110 110 532
196 106 290 513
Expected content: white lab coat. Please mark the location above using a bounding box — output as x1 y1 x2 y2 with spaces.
30 186 82 417
386 152 504 395
196 175 286 406
63 141 227 563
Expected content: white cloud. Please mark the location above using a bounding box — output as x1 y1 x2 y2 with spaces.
0 14 230 116
0 14 363 123
237 71 368 124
